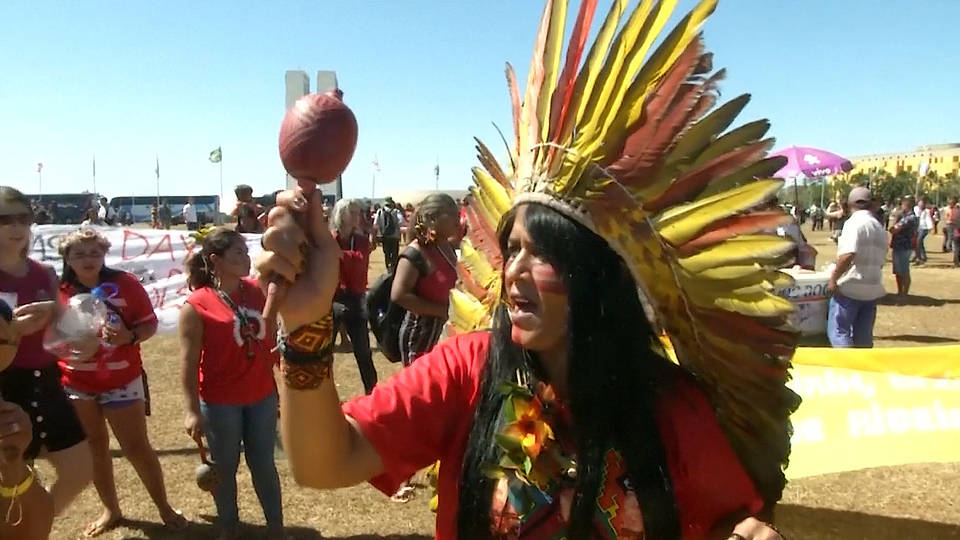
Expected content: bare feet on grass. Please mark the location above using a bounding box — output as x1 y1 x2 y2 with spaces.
84 509 122 537
160 506 187 531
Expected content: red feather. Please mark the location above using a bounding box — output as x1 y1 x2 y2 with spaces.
694 308 797 352
606 39 706 176
643 138 773 212
463 197 503 269
673 211 794 256
523 0 555 163
546 0 598 152
475 138 509 187
505 64 522 155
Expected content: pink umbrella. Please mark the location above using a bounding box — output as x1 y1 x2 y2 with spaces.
769 145 853 179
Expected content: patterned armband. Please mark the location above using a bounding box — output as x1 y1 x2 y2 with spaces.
278 310 334 390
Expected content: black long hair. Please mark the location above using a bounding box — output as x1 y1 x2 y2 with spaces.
184 227 244 290
457 203 682 539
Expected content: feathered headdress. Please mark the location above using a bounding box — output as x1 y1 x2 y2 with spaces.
449 0 801 506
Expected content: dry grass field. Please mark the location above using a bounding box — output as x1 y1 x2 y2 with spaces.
45 226 960 539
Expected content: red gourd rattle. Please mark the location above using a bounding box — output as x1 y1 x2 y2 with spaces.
264 89 358 323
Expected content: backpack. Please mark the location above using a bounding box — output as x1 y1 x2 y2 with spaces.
380 208 398 237
365 246 428 363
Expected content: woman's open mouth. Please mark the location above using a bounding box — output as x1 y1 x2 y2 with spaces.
508 292 540 327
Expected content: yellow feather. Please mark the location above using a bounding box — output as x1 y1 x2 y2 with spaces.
697 264 766 280
714 292 794 317
680 269 794 315
575 0 660 143
469 184 502 233
656 179 784 245
448 289 490 332
550 0 629 184
460 238 499 291
472 167 512 217
565 0 629 138
616 0 718 133
536 0 568 145
678 235 794 273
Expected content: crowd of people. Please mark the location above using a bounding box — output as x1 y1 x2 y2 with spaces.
0 184 470 539
3 169 957 539
825 186 959 350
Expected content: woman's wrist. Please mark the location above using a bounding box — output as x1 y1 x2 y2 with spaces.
279 310 335 390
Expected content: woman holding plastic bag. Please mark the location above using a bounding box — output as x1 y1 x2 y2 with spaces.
56 229 185 536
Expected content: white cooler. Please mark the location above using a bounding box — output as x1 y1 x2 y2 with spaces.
775 268 830 336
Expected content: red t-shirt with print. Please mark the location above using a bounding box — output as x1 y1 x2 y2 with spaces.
58 271 157 393
343 332 763 540
0 259 58 370
186 278 277 405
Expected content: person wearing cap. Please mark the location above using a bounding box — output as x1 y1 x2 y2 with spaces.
826 187 887 347
889 195 918 299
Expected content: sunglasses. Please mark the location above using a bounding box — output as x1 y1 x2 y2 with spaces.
0 213 33 226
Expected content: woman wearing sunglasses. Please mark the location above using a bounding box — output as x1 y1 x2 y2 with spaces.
0 186 92 517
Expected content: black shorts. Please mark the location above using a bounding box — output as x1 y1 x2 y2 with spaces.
0 365 87 459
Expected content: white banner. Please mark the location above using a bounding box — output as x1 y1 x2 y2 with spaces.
29 225 263 333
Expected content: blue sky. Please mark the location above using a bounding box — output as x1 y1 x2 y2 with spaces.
1 1 957 201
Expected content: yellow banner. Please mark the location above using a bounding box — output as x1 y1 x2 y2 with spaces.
793 345 960 379
787 361 960 479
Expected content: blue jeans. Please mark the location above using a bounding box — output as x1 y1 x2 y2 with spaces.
827 293 877 348
200 392 282 529
914 229 930 261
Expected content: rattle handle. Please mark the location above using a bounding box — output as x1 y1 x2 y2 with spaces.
196 438 211 465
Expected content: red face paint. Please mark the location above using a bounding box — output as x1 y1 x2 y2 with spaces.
531 263 566 295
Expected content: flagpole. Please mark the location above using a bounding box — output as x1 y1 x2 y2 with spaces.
37 167 42 202
218 158 223 225
371 154 379 199
92 155 97 194
434 157 439 191
155 156 160 206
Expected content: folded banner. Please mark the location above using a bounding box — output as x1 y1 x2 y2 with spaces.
787 347 960 478
29 225 263 333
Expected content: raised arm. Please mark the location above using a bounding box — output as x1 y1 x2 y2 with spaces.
255 188 383 489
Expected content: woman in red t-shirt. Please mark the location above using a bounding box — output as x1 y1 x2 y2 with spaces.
179 227 285 540
330 198 377 393
255 191 786 540
390 193 461 366
56 229 185 536
0 186 92 517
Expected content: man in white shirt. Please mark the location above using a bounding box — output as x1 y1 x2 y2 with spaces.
96 197 116 225
912 198 933 264
181 197 199 231
827 187 887 348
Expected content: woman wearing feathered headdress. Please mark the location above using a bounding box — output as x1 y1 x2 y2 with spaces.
257 1 799 538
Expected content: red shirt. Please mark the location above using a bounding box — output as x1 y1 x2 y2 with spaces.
0 259 57 369
186 278 277 405
343 333 763 540
58 271 156 393
411 242 457 304
336 232 371 295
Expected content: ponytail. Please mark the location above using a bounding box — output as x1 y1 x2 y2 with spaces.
185 227 243 290
410 193 458 245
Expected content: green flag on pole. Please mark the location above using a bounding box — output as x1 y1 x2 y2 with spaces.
209 147 222 163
